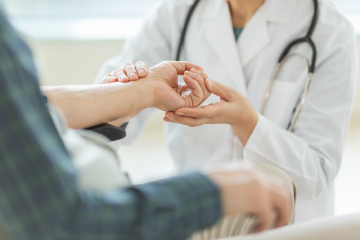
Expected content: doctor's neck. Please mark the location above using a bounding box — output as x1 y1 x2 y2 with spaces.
227 0 265 27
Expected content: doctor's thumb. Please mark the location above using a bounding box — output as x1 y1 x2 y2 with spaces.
205 79 234 101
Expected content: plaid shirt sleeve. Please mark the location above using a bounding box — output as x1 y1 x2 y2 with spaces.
0 10 222 240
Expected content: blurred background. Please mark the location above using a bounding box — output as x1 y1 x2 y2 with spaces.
2 0 360 217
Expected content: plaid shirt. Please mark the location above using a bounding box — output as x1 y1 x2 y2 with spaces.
0 10 221 240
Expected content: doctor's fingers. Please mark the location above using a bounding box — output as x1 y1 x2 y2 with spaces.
112 68 130 83
100 75 120 84
123 63 139 81
205 79 238 101
100 68 127 83
164 111 223 127
175 101 225 118
163 112 210 127
167 61 203 75
135 61 148 77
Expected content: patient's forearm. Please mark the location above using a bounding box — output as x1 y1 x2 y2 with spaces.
42 82 153 129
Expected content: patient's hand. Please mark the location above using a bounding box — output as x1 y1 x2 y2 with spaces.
100 61 148 83
206 163 291 233
144 61 211 112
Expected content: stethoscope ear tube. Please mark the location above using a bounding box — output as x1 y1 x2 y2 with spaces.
176 0 201 61
278 37 317 73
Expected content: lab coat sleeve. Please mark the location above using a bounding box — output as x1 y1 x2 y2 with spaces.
243 21 358 201
93 0 176 146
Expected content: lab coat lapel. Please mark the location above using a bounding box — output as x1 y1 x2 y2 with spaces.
202 0 248 97
237 2 269 67
237 0 298 67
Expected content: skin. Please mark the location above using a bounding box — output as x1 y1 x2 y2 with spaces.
101 62 212 127
164 77 259 146
116 66 258 146
42 61 209 129
206 163 291 233
226 0 265 28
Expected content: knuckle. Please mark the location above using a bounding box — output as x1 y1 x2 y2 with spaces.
201 110 207 118
114 69 123 75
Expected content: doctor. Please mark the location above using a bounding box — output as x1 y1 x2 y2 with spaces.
95 0 357 223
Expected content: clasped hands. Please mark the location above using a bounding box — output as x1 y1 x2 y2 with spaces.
101 61 259 146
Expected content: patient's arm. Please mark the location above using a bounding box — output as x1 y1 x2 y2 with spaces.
42 81 152 129
42 61 208 129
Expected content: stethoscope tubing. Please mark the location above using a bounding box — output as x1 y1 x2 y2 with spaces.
176 0 201 61
278 0 319 73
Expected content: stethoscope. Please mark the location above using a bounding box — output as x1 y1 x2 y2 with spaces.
176 0 319 132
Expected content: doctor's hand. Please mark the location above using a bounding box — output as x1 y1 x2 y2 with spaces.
164 79 258 146
100 61 148 83
206 163 291 233
142 61 211 112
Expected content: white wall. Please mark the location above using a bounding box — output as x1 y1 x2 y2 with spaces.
353 37 360 123
27 39 125 86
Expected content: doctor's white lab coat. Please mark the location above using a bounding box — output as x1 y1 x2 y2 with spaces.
94 0 358 223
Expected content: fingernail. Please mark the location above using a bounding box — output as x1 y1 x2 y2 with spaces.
187 71 197 78
207 79 214 90
130 73 137 79
139 70 145 76
192 68 201 75
167 115 176 121
120 76 128 81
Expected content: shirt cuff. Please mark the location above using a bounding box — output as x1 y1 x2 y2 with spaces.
244 112 268 158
